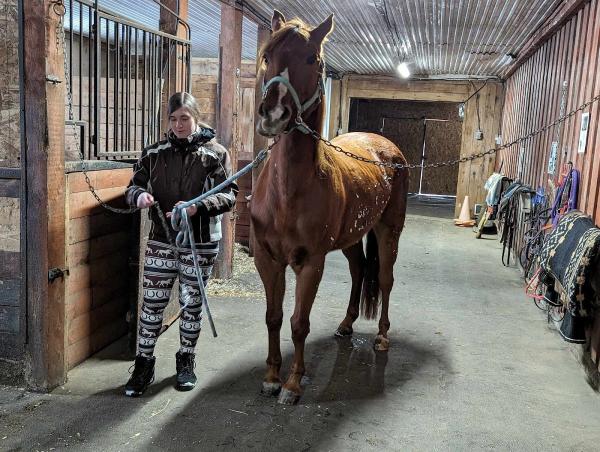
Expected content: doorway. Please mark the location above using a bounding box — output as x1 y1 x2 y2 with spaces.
348 99 463 196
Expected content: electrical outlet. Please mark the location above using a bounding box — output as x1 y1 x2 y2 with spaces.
474 129 483 140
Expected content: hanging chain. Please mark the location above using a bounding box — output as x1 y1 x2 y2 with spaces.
295 93 600 171
55 2 139 215
53 2 274 244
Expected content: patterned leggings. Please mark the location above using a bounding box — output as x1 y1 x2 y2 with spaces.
138 239 219 357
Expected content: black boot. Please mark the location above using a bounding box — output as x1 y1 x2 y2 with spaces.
175 351 197 391
124 355 156 397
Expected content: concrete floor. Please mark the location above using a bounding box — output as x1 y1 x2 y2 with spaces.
2 199 600 451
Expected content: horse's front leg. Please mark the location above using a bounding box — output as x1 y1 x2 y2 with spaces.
254 244 286 396
279 254 325 405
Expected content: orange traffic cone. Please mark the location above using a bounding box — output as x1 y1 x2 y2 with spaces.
454 195 476 227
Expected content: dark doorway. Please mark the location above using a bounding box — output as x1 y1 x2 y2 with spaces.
348 99 463 196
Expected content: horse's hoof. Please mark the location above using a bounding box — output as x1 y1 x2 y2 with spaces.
373 335 390 351
335 325 353 337
277 387 301 405
261 381 282 397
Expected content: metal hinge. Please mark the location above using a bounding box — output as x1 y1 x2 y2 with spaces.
48 267 69 283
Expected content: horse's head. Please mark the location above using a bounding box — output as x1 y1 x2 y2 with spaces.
257 11 334 137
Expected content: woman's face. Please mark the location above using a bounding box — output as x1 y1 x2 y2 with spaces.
169 106 197 138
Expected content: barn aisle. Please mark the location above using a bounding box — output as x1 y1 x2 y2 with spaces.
2 205 599 451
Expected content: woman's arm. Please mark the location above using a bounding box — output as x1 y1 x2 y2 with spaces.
196 144 239 216
125 150 153 207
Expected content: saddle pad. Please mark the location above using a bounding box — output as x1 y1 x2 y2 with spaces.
540 210 600 319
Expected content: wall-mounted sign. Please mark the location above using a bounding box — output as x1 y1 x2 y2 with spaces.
578 112 590 154
548 141 558 175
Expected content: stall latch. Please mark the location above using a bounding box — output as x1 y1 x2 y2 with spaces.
48 267 69 283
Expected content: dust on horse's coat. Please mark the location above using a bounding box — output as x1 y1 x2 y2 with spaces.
251 10 408 405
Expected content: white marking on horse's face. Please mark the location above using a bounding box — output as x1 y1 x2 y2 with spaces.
257 68 291 137
269 68 289 122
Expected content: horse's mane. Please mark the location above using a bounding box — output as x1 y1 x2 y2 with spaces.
259 19 322 64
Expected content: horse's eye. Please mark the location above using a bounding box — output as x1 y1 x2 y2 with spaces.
306 54 317 65
263 56 269 65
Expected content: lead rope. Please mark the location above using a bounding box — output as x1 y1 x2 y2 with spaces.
164 139 278 337
53 2 276 339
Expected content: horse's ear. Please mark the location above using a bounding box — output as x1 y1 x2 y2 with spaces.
310 14 334 45
271 10 286 33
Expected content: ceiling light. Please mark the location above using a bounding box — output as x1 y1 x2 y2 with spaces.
396 62 410 78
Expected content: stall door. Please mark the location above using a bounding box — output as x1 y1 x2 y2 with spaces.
421 119 461 196
380 118 424 194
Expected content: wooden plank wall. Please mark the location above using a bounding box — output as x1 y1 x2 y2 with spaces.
339 75 503 214
190 58 256 131
0 0 23 384
500 0 600 221
65 168 132 369
501 0 600 372
190 58 257 246
455 82 504 216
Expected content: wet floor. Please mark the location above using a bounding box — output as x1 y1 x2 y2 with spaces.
1 205 599 451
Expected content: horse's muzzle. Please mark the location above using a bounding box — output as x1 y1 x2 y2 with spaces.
257 100 292 137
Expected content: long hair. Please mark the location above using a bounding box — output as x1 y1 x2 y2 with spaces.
167 92 211 128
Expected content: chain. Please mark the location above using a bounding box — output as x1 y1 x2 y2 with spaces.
295 93 600 171
55 2 138 215
55 3 278 245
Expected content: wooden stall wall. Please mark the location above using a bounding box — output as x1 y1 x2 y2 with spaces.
500 0 600 374
455 82 504 216
0 0 23 383
339 75 503 214
65 166 133 369
500 0 600 222
190 57 257 246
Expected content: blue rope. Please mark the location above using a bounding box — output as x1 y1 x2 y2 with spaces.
167 147 270 337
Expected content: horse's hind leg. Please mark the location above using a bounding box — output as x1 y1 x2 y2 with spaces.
372 222 402 351
335 241 366 337
254 244 286 396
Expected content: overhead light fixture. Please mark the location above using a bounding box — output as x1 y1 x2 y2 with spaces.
396 62 410 78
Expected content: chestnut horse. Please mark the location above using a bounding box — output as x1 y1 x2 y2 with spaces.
251 10 409 405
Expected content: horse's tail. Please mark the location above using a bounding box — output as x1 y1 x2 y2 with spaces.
360 229 381 320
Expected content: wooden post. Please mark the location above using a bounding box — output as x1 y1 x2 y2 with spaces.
214 2 242 278
23 0 67 389
249 25 271 257
176 0 189 93
159 0 186 131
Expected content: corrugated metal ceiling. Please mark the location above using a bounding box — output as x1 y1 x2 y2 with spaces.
79 0 564 77
86 0 258 60
240 0 565 77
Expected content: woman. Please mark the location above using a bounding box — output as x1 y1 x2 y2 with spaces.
123 92 238 396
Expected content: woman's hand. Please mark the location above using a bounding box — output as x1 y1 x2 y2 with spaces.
136 192 155 209
166 201 198 218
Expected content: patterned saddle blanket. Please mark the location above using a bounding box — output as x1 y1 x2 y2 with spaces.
539 211 600 343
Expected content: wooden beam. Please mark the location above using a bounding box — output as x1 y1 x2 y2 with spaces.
177 0 189 93
159 0 179 131
503 0 590 79
215 2 242 278
249 24 270 257
23 0 67 390
233 0 271 29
